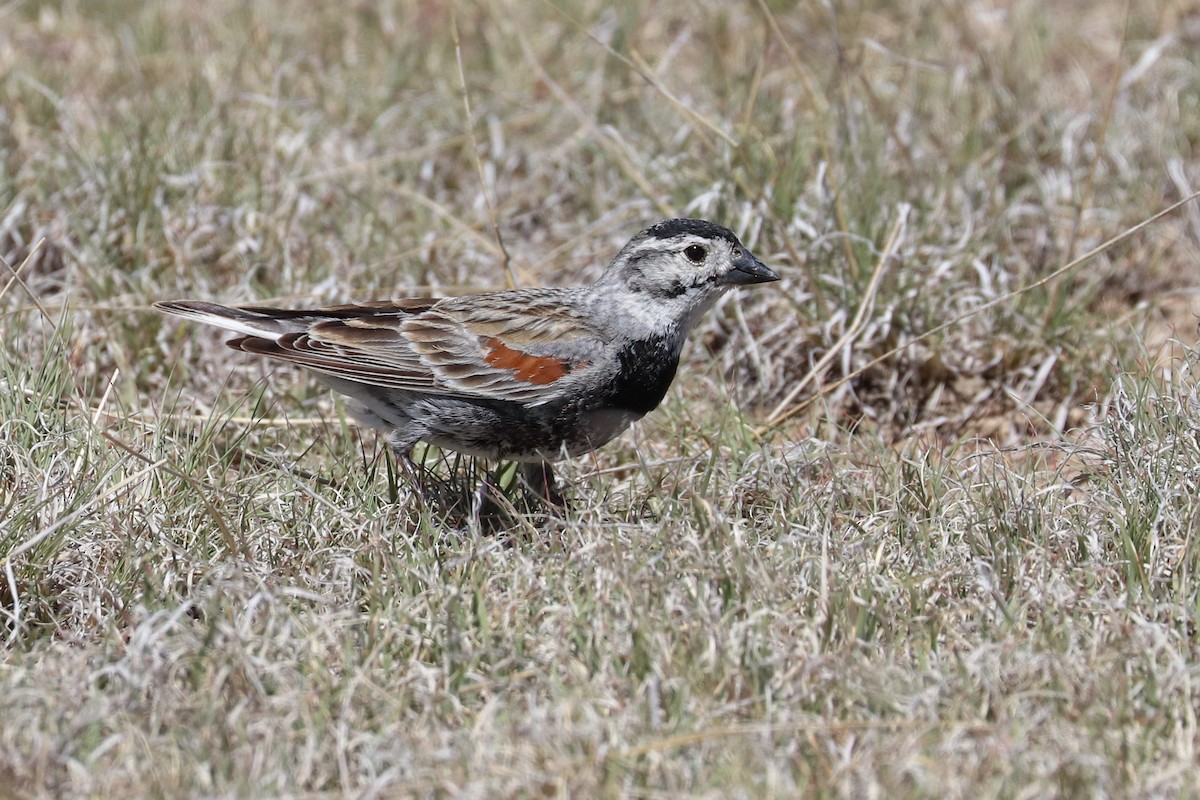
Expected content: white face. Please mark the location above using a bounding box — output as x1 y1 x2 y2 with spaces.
618 232 742 300
595 219 776 338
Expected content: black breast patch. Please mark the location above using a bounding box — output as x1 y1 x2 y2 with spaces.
605 337 681 417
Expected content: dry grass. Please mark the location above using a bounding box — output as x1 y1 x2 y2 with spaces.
4 0 1200 797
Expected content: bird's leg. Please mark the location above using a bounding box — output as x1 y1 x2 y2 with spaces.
519 460 566 508
471 469 508 527
392 443 427 503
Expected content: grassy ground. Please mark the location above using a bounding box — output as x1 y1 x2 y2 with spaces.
3 0 1200 796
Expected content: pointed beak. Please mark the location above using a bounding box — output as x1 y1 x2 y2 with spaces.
720 250 779 285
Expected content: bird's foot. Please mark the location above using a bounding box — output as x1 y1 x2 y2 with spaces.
519 461 567 510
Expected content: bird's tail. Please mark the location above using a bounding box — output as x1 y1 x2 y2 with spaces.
153 300 297 340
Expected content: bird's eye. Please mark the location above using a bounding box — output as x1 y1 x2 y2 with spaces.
683 244 707 263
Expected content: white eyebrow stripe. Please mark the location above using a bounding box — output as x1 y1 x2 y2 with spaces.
628 234 721 255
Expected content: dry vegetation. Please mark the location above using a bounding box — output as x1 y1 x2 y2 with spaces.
3 0 1200 796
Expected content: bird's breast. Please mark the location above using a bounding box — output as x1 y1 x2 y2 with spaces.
603 336 682 417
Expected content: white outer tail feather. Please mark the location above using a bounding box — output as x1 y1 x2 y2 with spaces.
154 301 287 341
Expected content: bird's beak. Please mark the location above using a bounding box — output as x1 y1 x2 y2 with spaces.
720 251 779 285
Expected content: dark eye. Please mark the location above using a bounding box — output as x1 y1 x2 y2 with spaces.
683 244 707 263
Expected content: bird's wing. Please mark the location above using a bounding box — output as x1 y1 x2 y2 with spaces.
172 291 607 404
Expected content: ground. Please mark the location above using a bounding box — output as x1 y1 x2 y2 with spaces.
3 1 1200 797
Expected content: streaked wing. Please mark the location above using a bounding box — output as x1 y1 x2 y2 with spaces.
226 289 604 404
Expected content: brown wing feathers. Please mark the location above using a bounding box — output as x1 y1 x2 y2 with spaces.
229 332 437 390
161 294 600 401
225 312 592 399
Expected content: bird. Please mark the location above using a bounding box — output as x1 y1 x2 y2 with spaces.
155 218 779 505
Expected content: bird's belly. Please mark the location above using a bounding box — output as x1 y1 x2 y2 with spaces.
422 406 641 462
393 392 627 462
564 407 642 456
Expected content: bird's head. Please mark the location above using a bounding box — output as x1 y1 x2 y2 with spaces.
596 218 778 333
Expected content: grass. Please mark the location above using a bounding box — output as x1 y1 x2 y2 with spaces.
3 0 1200 796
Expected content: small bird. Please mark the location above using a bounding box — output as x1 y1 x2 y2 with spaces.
155 219 778 504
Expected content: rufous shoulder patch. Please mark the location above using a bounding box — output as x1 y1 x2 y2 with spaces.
483 338 580 385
